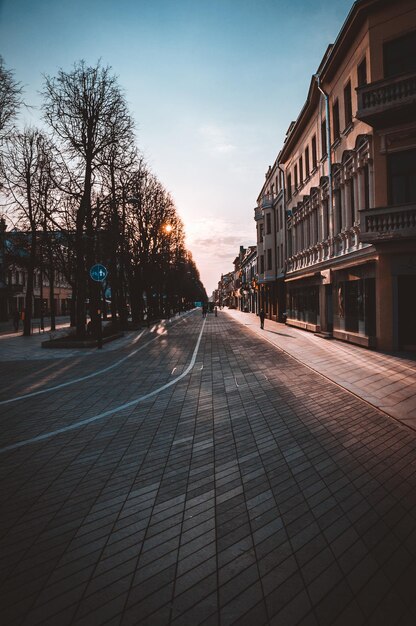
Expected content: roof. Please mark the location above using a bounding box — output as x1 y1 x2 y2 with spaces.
279 0 389 162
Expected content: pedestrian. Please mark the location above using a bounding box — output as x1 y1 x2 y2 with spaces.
214 306 218 317
13 309 19 332
202 304 207 318
259 309 265 329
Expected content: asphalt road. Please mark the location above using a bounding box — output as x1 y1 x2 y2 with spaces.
1 310 416 625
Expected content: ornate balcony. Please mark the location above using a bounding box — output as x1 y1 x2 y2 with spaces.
261 194 273 209
356 72 416 128
359 203 416 243
254 206 263 221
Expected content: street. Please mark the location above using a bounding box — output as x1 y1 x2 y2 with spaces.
1 310 416 625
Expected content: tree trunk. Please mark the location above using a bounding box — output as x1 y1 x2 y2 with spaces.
23 231 36 336
75 164 91 339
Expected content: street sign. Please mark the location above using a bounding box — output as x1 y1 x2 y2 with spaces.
90 264 108 282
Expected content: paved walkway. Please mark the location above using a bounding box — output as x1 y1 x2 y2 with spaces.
1 310 416 625
224 308 416 431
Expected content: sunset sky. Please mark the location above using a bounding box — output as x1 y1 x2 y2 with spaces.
0 0 353 294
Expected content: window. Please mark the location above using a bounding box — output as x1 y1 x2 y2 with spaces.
259 223 264 242
287 173 292 199
357 58 367 86
305 146 310 177
384 30 416 78
312 136 317 169
323 198 329 239
266 212 271 234
299 156 303 183
260 255 264 274
294 164 298 189
363 164 370 210
332 99 340 142
279 205 283 231
334 188 342 232
348 179 355 224
267 248 272 271
388 149 416 204
321 119 327 157
344 81 352 128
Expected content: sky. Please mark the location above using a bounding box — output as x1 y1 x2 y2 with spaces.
0 0 354 294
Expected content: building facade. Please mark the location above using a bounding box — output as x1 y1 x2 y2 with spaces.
279 0 416 351
0 223 72 323
255 162 286 322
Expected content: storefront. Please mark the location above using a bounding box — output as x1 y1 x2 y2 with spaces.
332 264 376 347
286 274 321 332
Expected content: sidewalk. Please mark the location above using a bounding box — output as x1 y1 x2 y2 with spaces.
0 315 71 336
224 308 416 431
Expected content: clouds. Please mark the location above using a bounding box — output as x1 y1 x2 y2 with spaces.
199 124 236 156
184 215 255 292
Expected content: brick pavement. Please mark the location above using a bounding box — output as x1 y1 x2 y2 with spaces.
1 311 416 625
224 308 416 430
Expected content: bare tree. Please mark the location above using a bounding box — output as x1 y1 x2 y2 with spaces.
1 128 51 335
43 60 134 338
0 56 23 143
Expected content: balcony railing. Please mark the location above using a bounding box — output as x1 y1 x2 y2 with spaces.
254 206 263 221
360 203 416 243
356 72 416 128
261 194 273 209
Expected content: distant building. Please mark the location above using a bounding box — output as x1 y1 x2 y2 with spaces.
255 161 286 322
240 246 257 313
0 224 72 322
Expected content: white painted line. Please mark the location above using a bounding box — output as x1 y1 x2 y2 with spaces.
235 376 239 388
0 312 195 406
171 367 177 375
0 331 164 406
0 319 206 454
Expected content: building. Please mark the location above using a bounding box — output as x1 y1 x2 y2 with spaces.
240 245 257 313
0 224 72 322
255 161 287 322
279 0 416 351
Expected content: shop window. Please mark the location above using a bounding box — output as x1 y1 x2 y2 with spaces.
364 278 376 337
345 280 359 333
384 30 416 78
388 148 416 205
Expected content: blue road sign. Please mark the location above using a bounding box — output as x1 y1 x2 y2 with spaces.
90 264 108 282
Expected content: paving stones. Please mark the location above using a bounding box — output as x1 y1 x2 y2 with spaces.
1 311 416 624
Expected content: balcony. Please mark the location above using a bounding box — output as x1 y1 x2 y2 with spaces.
261 194 273 209
360 203 416 243
254 206 263 221
356 72 416 128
